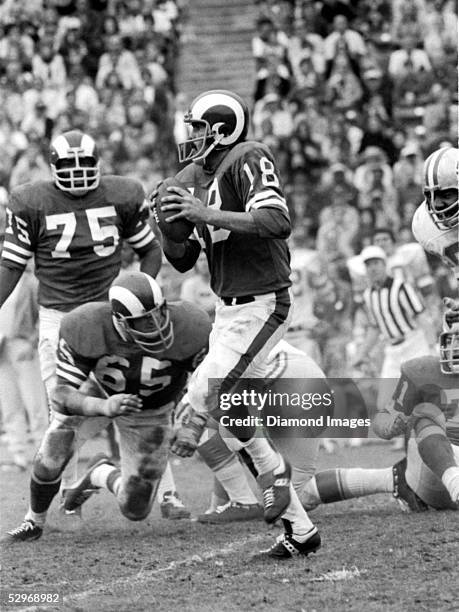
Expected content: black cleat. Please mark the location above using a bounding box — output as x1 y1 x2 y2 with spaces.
392 457 428 512
256 528 321 560
64 454 113 512
2 519 43 544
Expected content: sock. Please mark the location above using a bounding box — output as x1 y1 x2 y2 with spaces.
60 453 79 492
212 475 230 505
441 466 459 503
418 434 457 481
314 468 393 503
91 463 119 491
282 484 314 539
27 474 61 527
244 437 280 474
214 457 258 505
156 461 176 500
106 468 122 496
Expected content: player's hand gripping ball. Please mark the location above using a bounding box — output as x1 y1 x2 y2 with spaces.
151 177 195 243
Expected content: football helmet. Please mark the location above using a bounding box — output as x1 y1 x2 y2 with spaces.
178 90 249 163
423 146 459 230
109 272 174 354
49 130 100 195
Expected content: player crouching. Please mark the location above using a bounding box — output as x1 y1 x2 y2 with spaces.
2 272 211 543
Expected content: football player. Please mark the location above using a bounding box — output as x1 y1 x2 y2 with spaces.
153 90 320 555
2 272 211 543
299 306 459 512
0 130 162 510
296 146 459 512
412 146 458 281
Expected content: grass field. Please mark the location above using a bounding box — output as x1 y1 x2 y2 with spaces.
1 441 457 612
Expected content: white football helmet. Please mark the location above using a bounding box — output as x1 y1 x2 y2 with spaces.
109 272 174 354
178 90 249 163
49 130 100 195
423 146 458 230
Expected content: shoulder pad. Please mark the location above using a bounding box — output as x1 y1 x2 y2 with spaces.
10 181 55 212
166 301 211 360
100 176 144 205
60 303 114 358
401 355 442 386
214 141 272 176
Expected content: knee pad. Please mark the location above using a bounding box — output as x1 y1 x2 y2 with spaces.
198 429 234 470
120 476 155 521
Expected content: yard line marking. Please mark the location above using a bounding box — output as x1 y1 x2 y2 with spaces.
15 533 268 612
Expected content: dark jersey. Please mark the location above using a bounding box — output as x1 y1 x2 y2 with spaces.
391 355 459 446
1 177 156 311
55 301 211 411
171 141 292 297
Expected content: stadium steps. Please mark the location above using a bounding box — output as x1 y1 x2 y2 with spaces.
177 0 258 102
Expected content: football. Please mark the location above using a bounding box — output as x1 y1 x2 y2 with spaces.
153 177 195 243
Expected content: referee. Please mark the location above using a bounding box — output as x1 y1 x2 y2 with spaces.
353 245 436 408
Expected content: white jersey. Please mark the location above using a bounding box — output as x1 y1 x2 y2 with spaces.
412 202 459 280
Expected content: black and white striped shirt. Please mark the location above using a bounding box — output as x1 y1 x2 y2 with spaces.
363 276 425 342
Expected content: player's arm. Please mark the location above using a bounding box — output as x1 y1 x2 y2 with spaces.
0 201 35 308
123 194 162 277
0 266 24 309
138 238 162 278
373 370 417 439
161 147 291 238
53 383 143 417
163 235 201 273
51 336 142 417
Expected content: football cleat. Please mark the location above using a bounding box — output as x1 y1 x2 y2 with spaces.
197 501 263 524
160 491 191 519
257 456 292 524
392 457 429 512
59 497 82 519
63 454 113 512
2 519 43 544
257 528 321 560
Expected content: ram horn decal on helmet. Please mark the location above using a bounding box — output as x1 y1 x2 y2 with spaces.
178 90 250 163
109 272 174 354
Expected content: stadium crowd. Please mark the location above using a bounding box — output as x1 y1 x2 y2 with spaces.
0 0 457 467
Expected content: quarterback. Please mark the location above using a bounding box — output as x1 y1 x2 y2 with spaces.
2 272 211 542
153 90 319 554
0 130 162 500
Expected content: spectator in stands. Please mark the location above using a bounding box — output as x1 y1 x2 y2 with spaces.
361 66 392 122
323 14 366 78
324 51 363 111
95 34 143 91
392 142 424 210
32 39 67 89
9 134 50 190
388 31 431 81
252 16 291 100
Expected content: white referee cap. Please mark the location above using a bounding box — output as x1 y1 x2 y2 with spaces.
361 245 387 263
